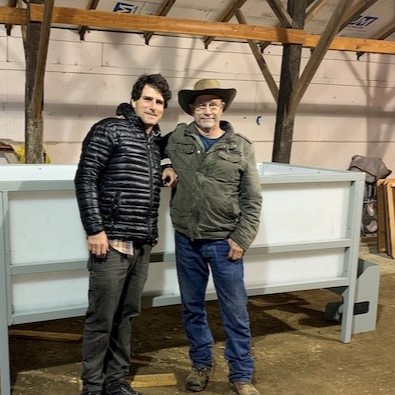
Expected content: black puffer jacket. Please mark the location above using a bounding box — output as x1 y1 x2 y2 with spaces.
74 103 163 244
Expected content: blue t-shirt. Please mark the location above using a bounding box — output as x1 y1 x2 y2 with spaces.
199 134 223 151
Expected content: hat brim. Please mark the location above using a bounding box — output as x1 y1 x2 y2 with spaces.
178 88 237 115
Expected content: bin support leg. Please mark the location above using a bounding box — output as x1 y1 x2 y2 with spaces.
326 259 380 336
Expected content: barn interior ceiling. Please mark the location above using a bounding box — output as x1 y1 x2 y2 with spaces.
0 0 394 164
0 0 394 55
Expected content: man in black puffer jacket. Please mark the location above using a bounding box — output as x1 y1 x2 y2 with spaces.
75 74 174 395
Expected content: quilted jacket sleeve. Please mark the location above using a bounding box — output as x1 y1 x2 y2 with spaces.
74 120 116 236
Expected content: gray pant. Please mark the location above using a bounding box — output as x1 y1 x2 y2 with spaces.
81 244 151 392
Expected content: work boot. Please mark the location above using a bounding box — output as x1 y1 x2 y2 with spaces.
229 381 261 395
185 367 211 392
104 378 141 395
81 391 102 395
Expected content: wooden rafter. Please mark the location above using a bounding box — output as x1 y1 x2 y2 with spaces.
338 0 379 32
0 4 24 25
305 0 329 21
203 0 248 48
258 0 318 52
144 0 176 44
376 23 395 40
78 0 100 40
266 0 293 28
235 9 279 102
5 0 17 35
261 0 380 53
358 22 395 59
288 0 354 116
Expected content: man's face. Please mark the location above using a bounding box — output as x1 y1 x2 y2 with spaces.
132 84 165 132
190 94 224 132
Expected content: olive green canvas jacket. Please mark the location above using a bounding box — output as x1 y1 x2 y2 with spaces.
164 121 262 250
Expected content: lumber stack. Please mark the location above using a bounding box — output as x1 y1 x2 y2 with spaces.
376 178 395 258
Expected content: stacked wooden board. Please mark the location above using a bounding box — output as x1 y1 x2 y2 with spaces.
377 179 395 258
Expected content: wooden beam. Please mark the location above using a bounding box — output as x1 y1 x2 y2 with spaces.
24 7 42 165
370 22 395 41
1 5 394 55
144 0 176 44
306 0 329 22
0 6 25 25
235 9 279 102
304 34 395 54
27 5 307 43
78 0 100 41
259 0 329 53
7 0 17 8
31 1 53 120
357 22 395 59
25 0 54 164
27 5 306 43
272 0 307 164
203 0 248 48
289 0 354 116
5 0 17 35
9 329 82 342
338 0 379 32
266 0 293 28
128 373 177 388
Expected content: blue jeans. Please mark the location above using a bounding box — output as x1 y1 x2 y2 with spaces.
81 244 151 392
175 232 254 382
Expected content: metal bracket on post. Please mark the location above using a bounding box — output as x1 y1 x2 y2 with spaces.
326 259 380 334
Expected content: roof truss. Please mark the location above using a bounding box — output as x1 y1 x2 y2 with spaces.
1 4 394 55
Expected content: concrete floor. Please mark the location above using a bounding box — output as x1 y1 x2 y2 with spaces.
5 241 395 395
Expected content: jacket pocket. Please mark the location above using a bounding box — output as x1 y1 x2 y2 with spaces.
211 150 243 183
173 143 195 154
170 143 197 171
217 150 242 163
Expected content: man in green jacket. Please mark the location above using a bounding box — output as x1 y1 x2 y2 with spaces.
165 79 262 395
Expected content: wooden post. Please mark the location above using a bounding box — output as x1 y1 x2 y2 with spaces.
25 2 42 164
25 0 53 164
272 0 307 164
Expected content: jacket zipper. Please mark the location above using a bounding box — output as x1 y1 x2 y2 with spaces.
147 133 154 240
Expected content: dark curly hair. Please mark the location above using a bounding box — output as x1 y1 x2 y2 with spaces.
131 74 172 108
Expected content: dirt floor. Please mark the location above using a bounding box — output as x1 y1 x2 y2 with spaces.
5 242 395 395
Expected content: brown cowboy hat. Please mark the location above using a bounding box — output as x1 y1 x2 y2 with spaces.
178 79 237 115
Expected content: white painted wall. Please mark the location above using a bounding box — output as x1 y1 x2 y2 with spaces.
0 26 394 172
